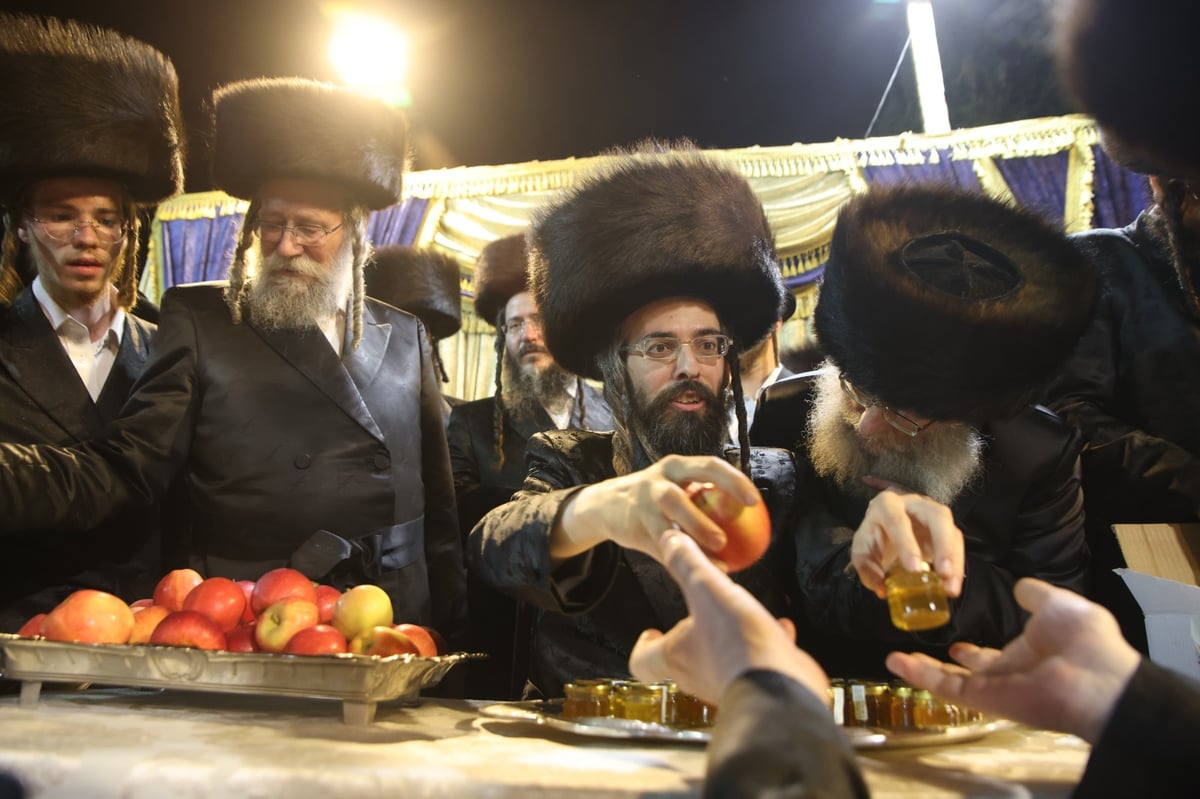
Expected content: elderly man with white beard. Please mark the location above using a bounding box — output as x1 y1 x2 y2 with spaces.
0 79 468 650
752 184 1100 680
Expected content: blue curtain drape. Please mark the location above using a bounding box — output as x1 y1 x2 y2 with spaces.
1091 146 1152 229
863 149 983 190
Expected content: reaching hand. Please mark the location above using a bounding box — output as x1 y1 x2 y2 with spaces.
553 454 762 562
852 481 965 598
628 528 829 706
885 577 1141 743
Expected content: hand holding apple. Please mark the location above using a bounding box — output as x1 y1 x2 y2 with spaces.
684 481 771 572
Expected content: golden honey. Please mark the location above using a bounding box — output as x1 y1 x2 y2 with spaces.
885 563 951 631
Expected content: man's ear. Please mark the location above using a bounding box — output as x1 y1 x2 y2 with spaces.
15 222 29 244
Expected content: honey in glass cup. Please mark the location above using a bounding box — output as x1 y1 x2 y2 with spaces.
885 562 950 631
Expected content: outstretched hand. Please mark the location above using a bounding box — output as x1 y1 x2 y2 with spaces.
853 479 965 598
885 577 1141 743
629 528 829 706
553 454 762 563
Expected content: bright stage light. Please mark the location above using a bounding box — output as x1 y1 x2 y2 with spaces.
327 8 411 107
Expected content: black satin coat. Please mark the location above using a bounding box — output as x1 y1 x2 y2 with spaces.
0 284 466 642
0 289 160 631
753 374 1090 679
468 429 797 698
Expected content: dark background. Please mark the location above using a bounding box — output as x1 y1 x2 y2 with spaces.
0 0 1071 190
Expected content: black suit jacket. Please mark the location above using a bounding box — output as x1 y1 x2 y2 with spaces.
0 288 160 630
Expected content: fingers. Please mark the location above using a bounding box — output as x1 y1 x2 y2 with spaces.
628 628 669 684
1012 577 1057 614
947 641 1002 671
776 616 796 643
659 454 761 507
884 650 971 701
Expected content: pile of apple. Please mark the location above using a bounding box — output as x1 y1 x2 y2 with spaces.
15 567 442 658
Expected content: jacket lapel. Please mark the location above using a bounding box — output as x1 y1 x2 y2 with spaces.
94 317 151 421
0 291 100 440
249 307 386 443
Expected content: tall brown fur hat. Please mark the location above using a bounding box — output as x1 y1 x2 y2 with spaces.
472 233 529 327
814 184 1098 423
365 246 462 339
1056 0 1200 178
0 14 185 204
530 145 785 380
210 78 407 209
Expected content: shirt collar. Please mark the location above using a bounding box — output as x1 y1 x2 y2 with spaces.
32 276 126 349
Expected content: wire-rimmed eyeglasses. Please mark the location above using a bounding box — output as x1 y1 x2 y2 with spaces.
621 334 733 363
839 375 930 437
32 214 128 245
256 221 343 247
500 314 543 336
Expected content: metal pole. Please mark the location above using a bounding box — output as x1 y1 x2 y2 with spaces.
906 0 951 134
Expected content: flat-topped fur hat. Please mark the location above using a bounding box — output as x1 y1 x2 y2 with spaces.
472 233 529 327
814 185 1098 423
530 145 785 380
0 13 185 204
1056 0 1200 178
366 246 462 339
210 78 408 209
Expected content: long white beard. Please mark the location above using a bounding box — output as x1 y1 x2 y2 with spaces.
244 237 353 331
805 365 984 505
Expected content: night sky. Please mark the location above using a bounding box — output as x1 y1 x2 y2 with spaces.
0 0 1070 190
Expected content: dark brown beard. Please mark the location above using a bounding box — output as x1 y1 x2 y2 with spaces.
501 346 573 418
631 379 730 459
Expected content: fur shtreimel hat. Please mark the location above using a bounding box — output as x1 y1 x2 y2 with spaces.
210 78 408 210
530 148 785 380
472 233 529 327
1056 0 1200 178
366 246 462 339
814 185 1098 423
0 14 185 204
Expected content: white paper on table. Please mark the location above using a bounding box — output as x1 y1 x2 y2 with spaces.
1114 568 1200 683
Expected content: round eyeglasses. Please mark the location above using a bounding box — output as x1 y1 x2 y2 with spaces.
621 334 733 363
839 375 931 437
32 214 127 245
256 221 343 247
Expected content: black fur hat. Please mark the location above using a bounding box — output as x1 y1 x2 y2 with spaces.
0 14 184 204
210 78 408 209
814 185 1098 423
1056 0 1200 178
531 148 785 380
365 246 462 339
472 233 529 327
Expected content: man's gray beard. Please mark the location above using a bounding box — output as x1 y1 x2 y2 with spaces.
501 347 573 418
630 377 732 461
244 238 352 332
805 366 984 505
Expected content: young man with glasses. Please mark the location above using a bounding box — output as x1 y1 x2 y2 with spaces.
0 78 467 652
467 145 801 698
752 184 1100 679
446 232 612 698
0 15 184 634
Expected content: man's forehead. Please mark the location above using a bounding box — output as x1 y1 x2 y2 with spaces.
504 290 537 319
29 176 126 208
621 296 720 339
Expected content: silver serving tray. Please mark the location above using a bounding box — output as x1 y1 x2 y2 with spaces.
0 633 482 724
479 699 1011 749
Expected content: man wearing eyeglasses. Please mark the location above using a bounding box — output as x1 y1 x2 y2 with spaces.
467 144 800 698
752 184 1100 679
0 15 184 633
446 232 613 698
0 78 467 650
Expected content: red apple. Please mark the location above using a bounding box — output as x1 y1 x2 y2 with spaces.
393 623 438 657
15 613 46 637
42 589 135 644
284 624 348 655
314 584 342 624
183 576 246 632
128 605 172 645
153 568 204 612
254 596 320 653
225 624 260 653
251 567 318 616
150 610 227 650
129 598 155 610
424 626 449 655
685 481 771 572
236 580 257 624
331 584 393 641
349 625 419 657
